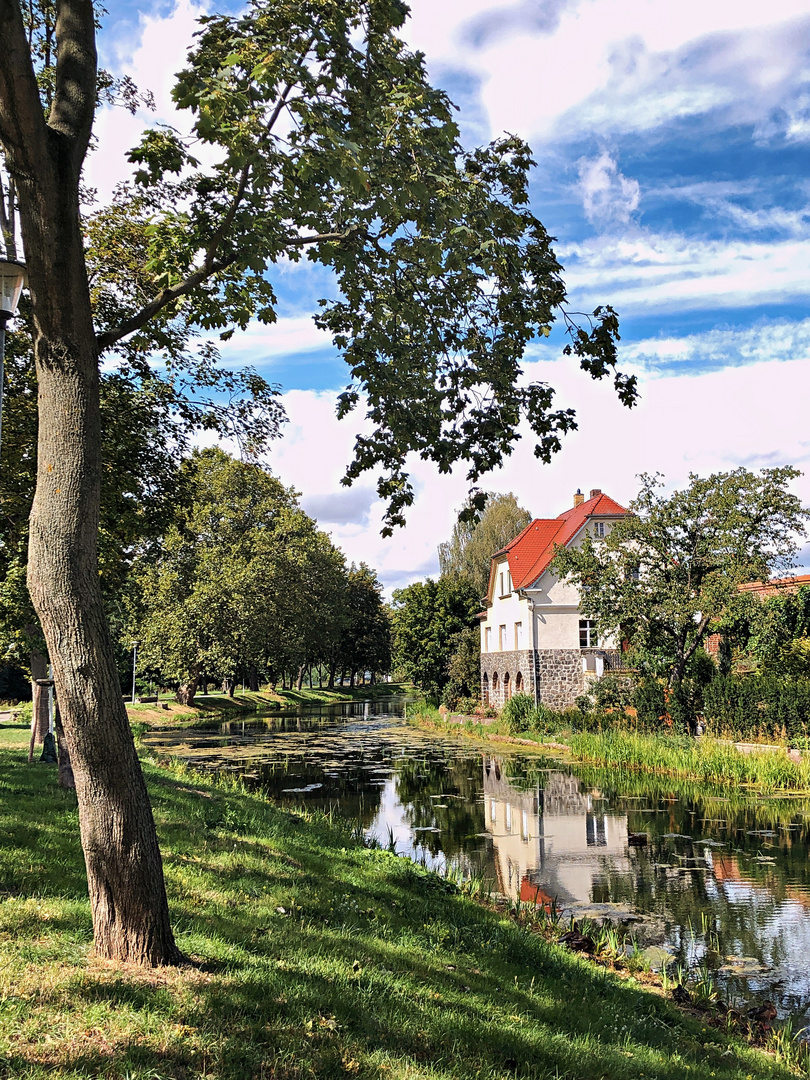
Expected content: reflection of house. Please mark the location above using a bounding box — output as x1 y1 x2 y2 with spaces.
480 489 631 708
482 758 630 906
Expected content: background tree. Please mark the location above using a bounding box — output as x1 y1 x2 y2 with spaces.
438 492 532 598
392 577 479 700
133 448 299 704
333 564 392 687
554 469 810 710
442 626 482 708
0 0 634 965
749 584 810 676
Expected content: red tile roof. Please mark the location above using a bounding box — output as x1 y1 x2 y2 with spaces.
489 491 630 595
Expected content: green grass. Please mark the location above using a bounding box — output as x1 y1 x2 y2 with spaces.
569 730 810 793
0 722 801 1080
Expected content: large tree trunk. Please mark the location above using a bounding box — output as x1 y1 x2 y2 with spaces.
1 1 179 966
248 664 259 692
296 665 305 691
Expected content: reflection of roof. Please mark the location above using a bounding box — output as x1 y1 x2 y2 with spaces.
492 492 630 591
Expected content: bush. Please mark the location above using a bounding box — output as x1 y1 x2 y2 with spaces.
500 692 536 732
703 674 810 743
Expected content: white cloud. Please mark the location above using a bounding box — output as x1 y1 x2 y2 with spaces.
577 151 640 228
560 232 810 312
218 316 333 367
250 350 810 593
87 0 211 203
404 0 810 145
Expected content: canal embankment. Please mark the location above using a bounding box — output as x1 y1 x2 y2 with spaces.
1 720 805 1080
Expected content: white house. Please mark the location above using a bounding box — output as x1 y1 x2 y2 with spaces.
480 488 630 709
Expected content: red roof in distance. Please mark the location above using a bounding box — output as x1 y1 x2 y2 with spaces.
490 491 630 594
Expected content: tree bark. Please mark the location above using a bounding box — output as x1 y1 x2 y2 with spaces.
296 665 304 691
0 0 179 966
176 672 199 707
248 664 259 692
28 647 49 763
53 703 75 790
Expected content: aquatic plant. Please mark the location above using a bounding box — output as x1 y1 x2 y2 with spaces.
569 730 810 793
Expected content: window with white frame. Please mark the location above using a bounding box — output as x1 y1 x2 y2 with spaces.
579 619 598 647
499 624 507 650
514 621 523 649
594 521 605 537
485 626 492 652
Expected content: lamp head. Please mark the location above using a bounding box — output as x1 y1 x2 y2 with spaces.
0 259 27 319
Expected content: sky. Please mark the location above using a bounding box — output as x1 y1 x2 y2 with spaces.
89 0 810 591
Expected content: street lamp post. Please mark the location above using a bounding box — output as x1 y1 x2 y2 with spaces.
131 640 141 705
0 259 27 455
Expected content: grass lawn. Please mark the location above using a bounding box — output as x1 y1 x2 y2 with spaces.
125 683 411 728
0 721 801 1080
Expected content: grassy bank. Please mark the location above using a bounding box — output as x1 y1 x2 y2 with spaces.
126 682 411 727
409 704 810 795
0 723 803 1079
568 730 810 793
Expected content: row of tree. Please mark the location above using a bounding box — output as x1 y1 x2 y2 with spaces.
131 449 391 703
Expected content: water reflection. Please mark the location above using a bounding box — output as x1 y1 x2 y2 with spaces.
143 705 810 1022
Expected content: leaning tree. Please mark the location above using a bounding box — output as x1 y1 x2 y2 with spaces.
0 0 635 965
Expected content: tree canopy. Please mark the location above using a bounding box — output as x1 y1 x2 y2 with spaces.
438 492 532 598
553 469 810 688
391 577 479 700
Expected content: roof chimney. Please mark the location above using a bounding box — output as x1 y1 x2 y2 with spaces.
573 489 584 507
590 488 602 499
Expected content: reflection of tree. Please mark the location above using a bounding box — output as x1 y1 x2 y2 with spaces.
254 756 384 827
395 756 487 861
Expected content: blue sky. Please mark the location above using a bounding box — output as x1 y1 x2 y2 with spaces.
92 0 810 588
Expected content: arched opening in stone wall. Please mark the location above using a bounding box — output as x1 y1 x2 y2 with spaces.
492 672 499 700
503 672 511 700
482 672 489 704
515 671 523 694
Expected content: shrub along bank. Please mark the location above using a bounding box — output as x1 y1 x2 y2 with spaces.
0 722 801 1080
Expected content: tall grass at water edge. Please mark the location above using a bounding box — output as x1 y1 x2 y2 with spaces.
570 730 810 793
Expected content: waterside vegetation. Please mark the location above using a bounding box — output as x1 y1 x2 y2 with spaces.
409 696 810 795
0 722 803 1080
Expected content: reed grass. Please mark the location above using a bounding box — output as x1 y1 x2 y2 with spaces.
569 731 810 793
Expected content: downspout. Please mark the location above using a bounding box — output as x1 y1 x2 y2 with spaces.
519 589 538 703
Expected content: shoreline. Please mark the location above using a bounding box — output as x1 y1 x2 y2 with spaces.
0 721 802 1079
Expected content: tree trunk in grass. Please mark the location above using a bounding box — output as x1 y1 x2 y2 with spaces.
27 647 49 763
0 0 179 966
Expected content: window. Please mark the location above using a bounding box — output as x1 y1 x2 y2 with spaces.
499 571 504 595
499 568 511 596
594 521 605 537
499 624 507 650
514 621 523 649
505 803 512 832
626 562 641 582
579 619 598 648
485 626 492 652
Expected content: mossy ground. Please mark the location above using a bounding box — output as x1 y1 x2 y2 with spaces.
0 722 801 1079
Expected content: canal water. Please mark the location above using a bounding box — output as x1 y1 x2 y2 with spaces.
143 698 810 1025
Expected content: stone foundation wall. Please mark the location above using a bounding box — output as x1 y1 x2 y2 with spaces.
533 649 584 710
480 649 536 708
481 648 585 710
